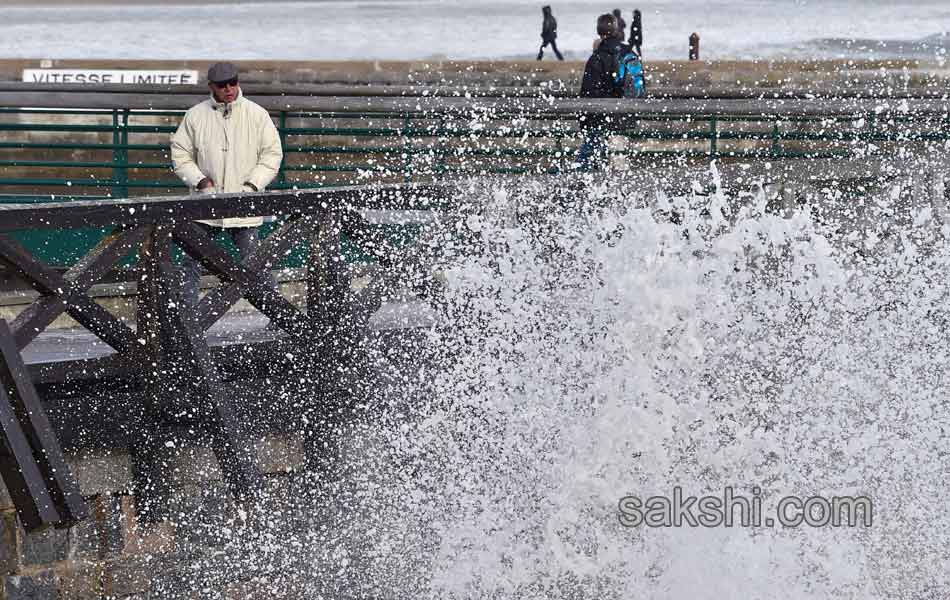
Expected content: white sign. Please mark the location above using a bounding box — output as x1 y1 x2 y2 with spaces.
21 69 200 85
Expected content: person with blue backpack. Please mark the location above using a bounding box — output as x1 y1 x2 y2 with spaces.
575 13 646 171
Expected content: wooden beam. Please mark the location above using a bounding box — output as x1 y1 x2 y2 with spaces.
196 216 311 331
0 184 451 232
173 223 311 338
27 337 287 387
0 235 142 358
0 320 87 528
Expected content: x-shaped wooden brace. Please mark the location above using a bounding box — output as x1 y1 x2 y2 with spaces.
172 219 315 338
191 215 314 332
0 227 149 358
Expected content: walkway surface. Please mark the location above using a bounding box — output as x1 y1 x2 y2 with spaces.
20 300 437 365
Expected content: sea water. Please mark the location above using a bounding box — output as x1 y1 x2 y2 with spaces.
2 0 949 62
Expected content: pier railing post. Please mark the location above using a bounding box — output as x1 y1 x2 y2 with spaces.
277 110 288 188
110 109 129 199
305 211 351 478
403 116 414 183
709 116 718 158
133 224 265 521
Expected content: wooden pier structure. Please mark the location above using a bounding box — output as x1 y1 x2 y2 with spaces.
0 184 447 528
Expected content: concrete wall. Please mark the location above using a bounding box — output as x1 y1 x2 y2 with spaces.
0 436 311 599
2 57 948 92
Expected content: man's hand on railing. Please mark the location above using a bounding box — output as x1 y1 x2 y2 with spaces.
197 177 214 192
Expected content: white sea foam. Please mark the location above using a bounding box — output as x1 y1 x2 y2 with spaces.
361 172 950 599
153 167 950 599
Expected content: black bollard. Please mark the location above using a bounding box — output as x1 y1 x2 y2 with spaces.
630 9 643 55
689 32 700 60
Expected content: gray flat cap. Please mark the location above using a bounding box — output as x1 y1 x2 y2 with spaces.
207 62 239 83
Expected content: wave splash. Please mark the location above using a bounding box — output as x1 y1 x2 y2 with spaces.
167 170 950 600
381 171 950 599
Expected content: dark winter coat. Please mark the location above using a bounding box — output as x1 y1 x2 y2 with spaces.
580 37 626 99
541 13 557 42
579 37 627 130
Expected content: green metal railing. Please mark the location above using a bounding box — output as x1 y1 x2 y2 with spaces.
1 94 948 268
3 99 947 205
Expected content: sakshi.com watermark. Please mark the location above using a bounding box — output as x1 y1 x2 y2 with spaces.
618 486 872 528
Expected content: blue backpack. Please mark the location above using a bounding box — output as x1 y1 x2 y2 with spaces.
613 49 646 98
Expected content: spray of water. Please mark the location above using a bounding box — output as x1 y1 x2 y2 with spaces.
377 168 950 599
169 167 950 599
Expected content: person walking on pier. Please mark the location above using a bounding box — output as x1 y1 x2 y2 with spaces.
537 5 564 61
171 61 283 307
575 13 625 171
629 8 642 55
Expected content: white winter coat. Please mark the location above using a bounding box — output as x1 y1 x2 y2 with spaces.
170 90 283 227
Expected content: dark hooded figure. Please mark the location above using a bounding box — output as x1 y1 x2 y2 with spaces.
629 9 642 55
576 13 626 171
612 9 627 41
537 5 564 61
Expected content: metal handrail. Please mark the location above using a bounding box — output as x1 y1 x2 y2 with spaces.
0 94 947 204
0 92 944 269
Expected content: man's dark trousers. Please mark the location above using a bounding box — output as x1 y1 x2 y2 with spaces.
181 225 278 309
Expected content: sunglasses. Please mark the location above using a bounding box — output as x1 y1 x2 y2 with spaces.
211 78 239 88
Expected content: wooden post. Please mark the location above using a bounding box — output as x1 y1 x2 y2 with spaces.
130 225 177 522
307 213 347 347
152 257 265 501
304 212 351 478
132 225 265 521
0 319 88 530
689 33 700 61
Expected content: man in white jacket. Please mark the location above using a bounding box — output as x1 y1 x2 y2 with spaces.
171 62 283 307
